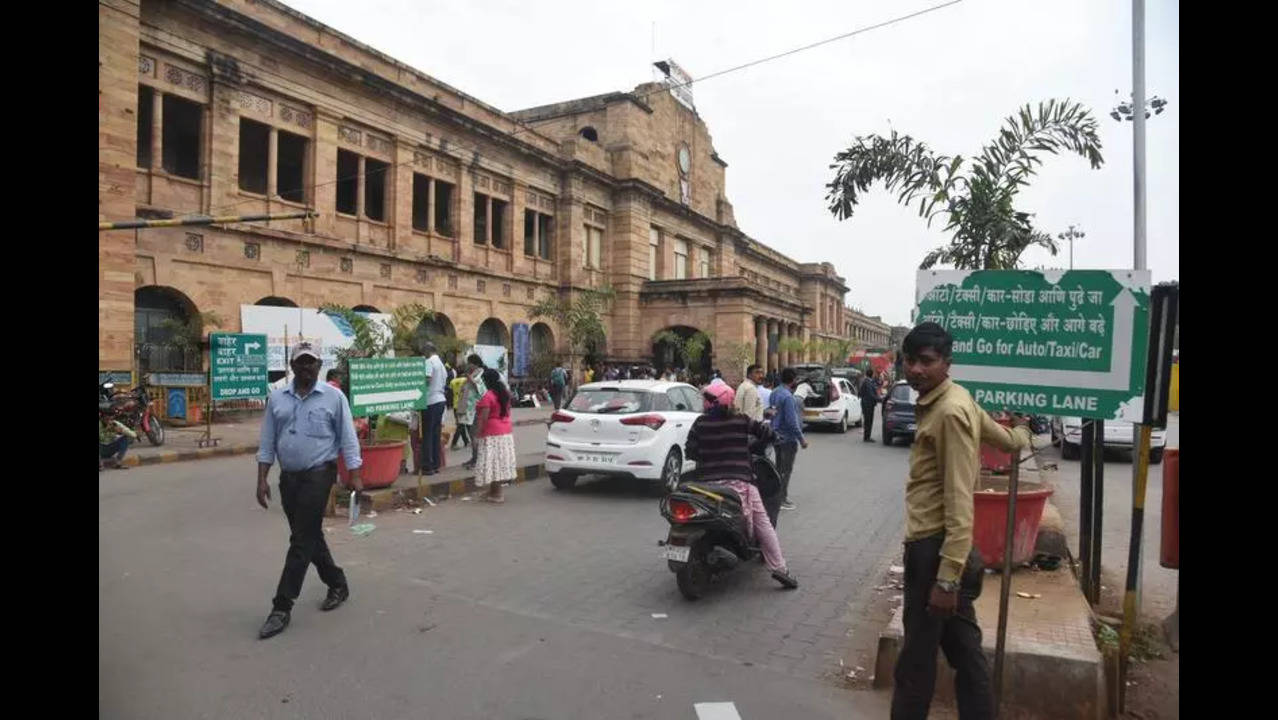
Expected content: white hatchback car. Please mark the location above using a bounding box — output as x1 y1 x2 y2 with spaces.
1053 416 1167 463
797 375 864 433
545 380 704 492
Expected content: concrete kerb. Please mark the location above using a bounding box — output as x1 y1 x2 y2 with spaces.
115 416 548 469
332 455 547 515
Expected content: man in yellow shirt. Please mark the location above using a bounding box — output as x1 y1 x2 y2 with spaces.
892 322 1031 720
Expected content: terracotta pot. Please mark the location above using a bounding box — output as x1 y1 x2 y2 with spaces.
338 440 406 490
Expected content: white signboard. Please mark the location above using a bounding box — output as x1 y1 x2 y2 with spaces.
663 59 694 111
239 305 393 377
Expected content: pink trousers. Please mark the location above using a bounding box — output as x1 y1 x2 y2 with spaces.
722 480 787 572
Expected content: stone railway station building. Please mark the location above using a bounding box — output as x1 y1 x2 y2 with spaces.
99 0 862 389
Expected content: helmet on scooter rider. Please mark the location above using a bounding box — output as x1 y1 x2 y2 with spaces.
702 383 735 411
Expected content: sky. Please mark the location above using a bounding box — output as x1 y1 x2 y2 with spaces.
284 0 1179 327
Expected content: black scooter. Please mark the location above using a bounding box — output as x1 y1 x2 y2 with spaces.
658 440 783 600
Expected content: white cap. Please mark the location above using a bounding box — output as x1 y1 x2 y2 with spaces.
290 342 321 362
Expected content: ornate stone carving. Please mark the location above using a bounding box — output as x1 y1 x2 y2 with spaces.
380 263 392 278
184 233 203 252
340 257 353 273
233 90 272 117
244 242 260 260
138 56 155 77
338 126 362 146
366 135 392 155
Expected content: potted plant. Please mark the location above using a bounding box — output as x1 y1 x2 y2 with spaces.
319 303 435 490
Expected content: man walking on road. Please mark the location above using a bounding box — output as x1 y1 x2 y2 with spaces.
255 342 363 640
733 363 766 422
549 362 567 410
768 367 807 511
859 371 881 442
421 343 448 475
891 323 1031 720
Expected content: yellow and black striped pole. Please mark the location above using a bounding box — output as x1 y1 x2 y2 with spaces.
1118 423 1153 712
99 210 315 231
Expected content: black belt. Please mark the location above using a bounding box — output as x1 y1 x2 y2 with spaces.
282 460 337 475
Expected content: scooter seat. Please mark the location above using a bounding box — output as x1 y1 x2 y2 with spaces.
680 481 743 510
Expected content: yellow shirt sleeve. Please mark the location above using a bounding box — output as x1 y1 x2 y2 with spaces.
977 409 1033 452
937 407 980 583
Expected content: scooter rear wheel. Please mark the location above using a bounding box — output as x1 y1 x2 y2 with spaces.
675 548 709 601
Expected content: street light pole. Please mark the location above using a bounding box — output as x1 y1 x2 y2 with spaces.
1133 0 1147 271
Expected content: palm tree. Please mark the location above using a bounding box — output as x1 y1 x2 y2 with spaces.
826 99 1104 270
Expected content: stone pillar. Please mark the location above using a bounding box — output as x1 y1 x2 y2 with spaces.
755 316 767 369
427 178 436 233
149 88 162 171
267 127 279 198
392 139 414 251
99 0 141 373
767 319 779 373
785 324 796 366
312 110 339 237
484 194 493 246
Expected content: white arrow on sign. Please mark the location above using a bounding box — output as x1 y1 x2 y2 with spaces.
244 342 261 354
951 288 1137 391
352 388 423 406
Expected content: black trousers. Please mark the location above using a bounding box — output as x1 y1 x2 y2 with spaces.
891 534 992 720
774 441 798 503
550 386 564 410
273 462 346 612
450 416 471 449
421 402 446 472
862 403 877 440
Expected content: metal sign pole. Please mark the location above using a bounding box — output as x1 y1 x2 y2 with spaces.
1078 420 1095 601
1119 424 1152 713
1091 420 1105 604
993 451 1021 713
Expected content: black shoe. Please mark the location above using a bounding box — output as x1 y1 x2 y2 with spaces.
780 500 796 511
258 610 290 639
771 569 800 589
864 438 876 443
320 585 349 612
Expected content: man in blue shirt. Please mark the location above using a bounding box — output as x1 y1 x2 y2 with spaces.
769 367 808 511
255 342 363 640
421 342 448 475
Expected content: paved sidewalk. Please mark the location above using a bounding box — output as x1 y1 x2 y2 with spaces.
119 406 553 468
1051 414 1179 619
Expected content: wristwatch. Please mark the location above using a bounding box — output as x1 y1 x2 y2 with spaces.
935 579 959 593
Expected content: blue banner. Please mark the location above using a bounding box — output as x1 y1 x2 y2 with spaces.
512 323 530 377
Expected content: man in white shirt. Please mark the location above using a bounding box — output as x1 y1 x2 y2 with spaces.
733 364 766 422
421 343 448 475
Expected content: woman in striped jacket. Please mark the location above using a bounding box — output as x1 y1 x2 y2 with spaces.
685 383 799 589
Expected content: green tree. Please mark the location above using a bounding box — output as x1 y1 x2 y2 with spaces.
778 337 807 364
719 340 756 381
529 286 614 387
826 99 1104 270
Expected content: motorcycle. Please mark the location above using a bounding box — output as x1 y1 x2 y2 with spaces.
658 438 782 600
99 381 165 446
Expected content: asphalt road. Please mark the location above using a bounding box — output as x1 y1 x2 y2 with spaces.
99 419 916 719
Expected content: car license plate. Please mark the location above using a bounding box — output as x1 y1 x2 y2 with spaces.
661 545 690 562
803 410 820 418
577 453 614 464
907 424 917 431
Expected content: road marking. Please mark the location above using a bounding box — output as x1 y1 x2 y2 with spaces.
694 702 742 720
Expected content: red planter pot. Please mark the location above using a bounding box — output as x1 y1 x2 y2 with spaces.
338 440 406 490
972 479 1054 568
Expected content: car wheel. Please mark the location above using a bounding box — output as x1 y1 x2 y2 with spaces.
838 413 848 434
1061 441 1080 460
1148 448 1164 464
549 471 577 490
660 447 683 494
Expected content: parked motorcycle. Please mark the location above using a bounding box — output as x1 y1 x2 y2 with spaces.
658 440 782 600
99 381 165 446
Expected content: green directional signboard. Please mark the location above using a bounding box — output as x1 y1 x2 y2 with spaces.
914 269 1151 421
348 356 429 417
210 333 269 401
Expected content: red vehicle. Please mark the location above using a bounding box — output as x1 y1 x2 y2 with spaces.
100 381 165 446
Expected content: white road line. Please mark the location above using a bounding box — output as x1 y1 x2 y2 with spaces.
694 701 743 720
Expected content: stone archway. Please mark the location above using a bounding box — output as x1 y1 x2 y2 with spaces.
135 286 201 374
651 325 712 381
477 317 510 348
254 296 297 307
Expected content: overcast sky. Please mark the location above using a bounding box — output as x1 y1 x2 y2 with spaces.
285 0 1179 327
